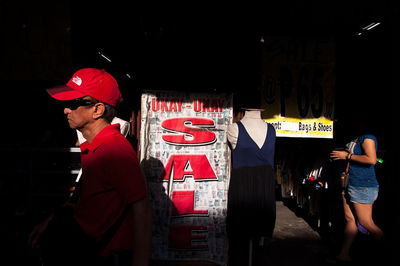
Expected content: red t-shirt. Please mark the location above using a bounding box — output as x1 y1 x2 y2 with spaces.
76 124 147 255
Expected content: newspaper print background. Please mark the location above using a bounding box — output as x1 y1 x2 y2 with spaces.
140 90 233 264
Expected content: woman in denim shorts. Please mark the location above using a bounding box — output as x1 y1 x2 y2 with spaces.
330 134 384 262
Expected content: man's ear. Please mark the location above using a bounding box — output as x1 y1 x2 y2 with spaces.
92 103 105 119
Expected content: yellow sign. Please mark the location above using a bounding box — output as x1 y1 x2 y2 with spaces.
260 37 335 138
268 115 333 138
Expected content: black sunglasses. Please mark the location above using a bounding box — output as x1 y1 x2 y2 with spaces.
63 98 95 110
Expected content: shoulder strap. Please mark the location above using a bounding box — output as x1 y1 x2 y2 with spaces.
345 138 359 173
68 173 130 253
97 205 130 252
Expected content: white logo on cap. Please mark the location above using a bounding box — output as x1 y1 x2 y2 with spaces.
72 76 82 86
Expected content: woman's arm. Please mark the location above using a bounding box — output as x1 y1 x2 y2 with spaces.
330 138 377 165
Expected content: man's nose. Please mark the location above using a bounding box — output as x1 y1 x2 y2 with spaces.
64 108 71 115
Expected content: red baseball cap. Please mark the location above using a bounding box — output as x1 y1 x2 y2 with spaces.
47 68 122 107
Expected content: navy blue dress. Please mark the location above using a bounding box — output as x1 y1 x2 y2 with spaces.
227 121 276 238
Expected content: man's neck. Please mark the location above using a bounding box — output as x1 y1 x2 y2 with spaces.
80 120 110 144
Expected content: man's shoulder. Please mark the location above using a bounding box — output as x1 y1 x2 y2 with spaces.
97 134 134 155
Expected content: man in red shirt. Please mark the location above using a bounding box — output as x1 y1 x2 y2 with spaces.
29 68 152 266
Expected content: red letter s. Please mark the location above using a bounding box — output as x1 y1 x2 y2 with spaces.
161 117 216 146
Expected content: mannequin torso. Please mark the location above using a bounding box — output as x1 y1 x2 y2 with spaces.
227 109 268 149
226 109 276 250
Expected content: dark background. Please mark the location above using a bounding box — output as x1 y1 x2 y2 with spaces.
0 0 395 146
0 0 397 264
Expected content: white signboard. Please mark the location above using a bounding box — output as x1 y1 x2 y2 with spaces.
140 90 233 264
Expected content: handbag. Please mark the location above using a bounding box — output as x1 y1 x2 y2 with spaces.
340 138 358 191
340 171 350 190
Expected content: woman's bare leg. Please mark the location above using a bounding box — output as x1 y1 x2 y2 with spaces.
353 202 384 241
336 194 358 261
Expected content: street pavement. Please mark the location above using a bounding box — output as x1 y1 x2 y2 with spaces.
251 200 330 266
250 200 394 266
4 200 394 265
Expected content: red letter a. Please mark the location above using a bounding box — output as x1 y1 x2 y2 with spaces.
162 154 217 182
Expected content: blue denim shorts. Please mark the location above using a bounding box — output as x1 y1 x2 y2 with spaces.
347 185 379 204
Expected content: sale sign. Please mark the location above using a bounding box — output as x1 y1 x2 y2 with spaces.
139 90 232 264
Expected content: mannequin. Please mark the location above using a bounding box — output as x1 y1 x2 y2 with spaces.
226 108 276 266
227 109 268 149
